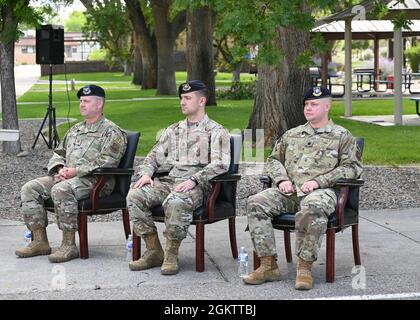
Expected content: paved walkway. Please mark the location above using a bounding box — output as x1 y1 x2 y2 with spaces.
1 208 419 300
0 65 41 113
345 115 420 126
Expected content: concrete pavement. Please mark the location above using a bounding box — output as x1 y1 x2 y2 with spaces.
1 208 420 300
14 65 41 98
0 64 40 113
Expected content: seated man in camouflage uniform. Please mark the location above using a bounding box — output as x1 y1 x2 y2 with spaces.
127 80 230 275
243 86 362 289
15 85 127 263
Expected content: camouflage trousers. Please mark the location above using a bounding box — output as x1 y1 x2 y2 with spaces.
246 187 337 262
127 179 204 241
21 175 112 231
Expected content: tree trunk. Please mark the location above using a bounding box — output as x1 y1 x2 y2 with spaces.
125 0 157 89
0 41 21 154
247 26 310 147
0 7 21 155
132 41 142 85
186 7 216 106
152 0 177 95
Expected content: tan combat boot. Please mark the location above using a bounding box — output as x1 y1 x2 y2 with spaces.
48 230 79 263
243 256 281 285
129 232 164 271
295 257 313 290
15 227 51 258
161 239 181 275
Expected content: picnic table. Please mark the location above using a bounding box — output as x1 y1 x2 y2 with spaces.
404 73 420 94
354 68 376 92
409 97 420 116
353 68 420 94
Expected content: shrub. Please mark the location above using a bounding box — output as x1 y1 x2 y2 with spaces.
405 45 420 73
363 52 373 61
87 49 107 61
216 81 256 100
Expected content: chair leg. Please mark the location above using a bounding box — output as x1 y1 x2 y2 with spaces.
228 217 238 259
196 222 205 272
122 208 130 239
352 224 361 266
133 231 141 261
253 251 260 270
284 230 292 263
78 213 89 259
326 229 335 283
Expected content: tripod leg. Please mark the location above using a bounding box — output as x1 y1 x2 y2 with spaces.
33 65 60 150
52 108 60 148
32 109 49 149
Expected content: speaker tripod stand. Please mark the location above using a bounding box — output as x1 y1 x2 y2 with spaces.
32 64 60 149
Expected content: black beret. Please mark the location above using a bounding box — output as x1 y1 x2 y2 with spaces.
303 86 331 103
178 80 207 98
77 85 105 99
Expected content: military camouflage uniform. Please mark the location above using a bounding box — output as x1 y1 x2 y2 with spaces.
127 114 230 241
21 116 127 231
247 120 363 262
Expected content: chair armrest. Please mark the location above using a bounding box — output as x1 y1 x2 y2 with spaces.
334 180 363 229
152 170 170 178
92 168 134 176
259 175 273 189
90 168 134 212
336 178 364 187
206 181 220 222
207 174 241 221
210 173 241 182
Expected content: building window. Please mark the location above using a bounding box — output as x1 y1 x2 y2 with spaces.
72 47 77 53
21 46 35 54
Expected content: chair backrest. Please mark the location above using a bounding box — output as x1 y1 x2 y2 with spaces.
228 134 242 174
347 137 364 212
218 134 242 204
115 131 140 197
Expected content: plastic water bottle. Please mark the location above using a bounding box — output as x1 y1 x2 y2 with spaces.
238 246 249 278
126 234 133 261
23 228 32 247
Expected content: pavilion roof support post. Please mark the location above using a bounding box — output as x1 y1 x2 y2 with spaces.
321 50 329 87
389 39 394 59
374 36 380 91
394 26 403 125
344 17 352 117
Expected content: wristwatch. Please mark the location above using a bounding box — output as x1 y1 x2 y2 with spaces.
189 176 198 186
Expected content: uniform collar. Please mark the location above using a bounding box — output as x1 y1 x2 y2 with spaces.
179 114 209 130
302 119 334 134
84 115 105 132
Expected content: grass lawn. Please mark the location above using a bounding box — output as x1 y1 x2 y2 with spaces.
10 71 420 165
41 71 256 86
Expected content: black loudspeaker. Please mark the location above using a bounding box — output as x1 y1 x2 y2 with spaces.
36 25 64 65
